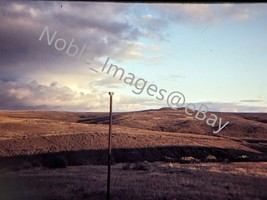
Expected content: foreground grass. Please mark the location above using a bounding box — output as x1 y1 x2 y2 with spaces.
0 162 266 200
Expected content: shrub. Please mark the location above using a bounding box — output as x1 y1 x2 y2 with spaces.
122 163 131 170
11 161 32 171
167 162 174 168
206 155 217 162
132 162 150 171
21 161 33 169
180 156 200 164
236 155 249 162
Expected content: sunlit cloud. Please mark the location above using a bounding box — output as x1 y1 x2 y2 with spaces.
0 1 266 112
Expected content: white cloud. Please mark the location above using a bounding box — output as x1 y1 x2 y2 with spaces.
152 4 217 25
191 101 267 113
0 80 96 111
1 2 266 112
0 80 164 112
220 4 251 21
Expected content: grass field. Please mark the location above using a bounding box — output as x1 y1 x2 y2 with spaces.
0 162 267 200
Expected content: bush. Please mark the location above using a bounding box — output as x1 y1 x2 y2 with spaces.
206 155 217 162
11 161 33 171
11 161 32 171
132 162 150 171
236 155 249 162
22 161 33 169
179 156 200 164
122 163 131 170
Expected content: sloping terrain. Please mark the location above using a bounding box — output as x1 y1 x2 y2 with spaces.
78 108 267 139
0 109 267 200
0 109 266 163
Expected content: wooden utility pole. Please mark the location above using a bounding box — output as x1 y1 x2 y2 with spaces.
107 92 114 200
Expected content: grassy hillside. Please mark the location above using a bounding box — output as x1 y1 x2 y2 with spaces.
0 109 267 200
0 109 266 161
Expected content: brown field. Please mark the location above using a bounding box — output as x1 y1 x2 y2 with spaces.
0 108 267 199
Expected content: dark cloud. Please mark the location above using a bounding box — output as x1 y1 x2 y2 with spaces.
0 1 143 82
1 2 265 111
0 80 96 111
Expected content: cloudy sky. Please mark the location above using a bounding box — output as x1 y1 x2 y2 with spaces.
0 1 266 112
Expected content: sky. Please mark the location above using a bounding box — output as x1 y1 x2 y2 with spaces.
0 1 266 112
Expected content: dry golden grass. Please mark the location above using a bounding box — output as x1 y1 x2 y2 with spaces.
0 110 266 157
0 162 266 200
0 109 267 200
